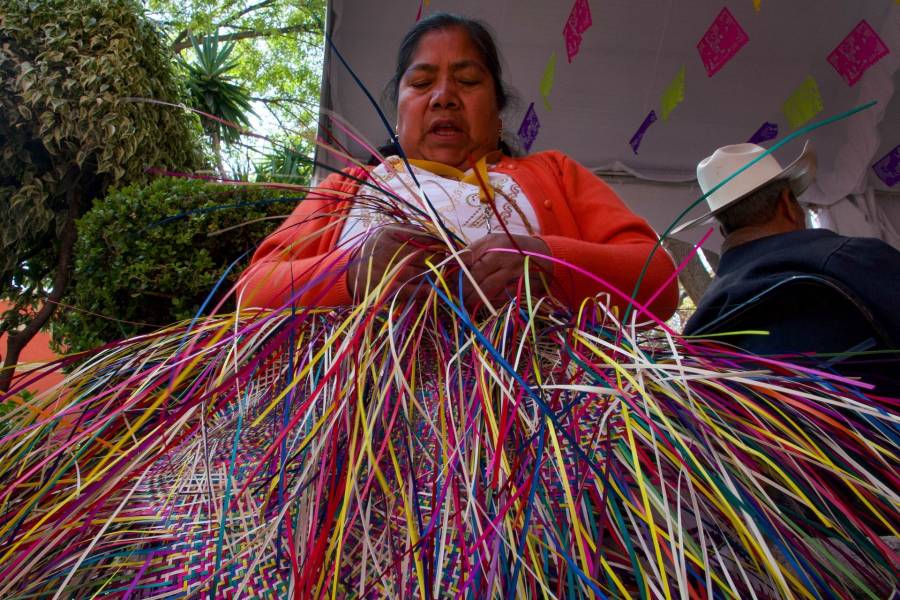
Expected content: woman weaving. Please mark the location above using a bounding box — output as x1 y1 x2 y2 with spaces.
239 13 678 321
6 16 897 600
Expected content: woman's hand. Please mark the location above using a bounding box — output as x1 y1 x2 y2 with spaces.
461 233 553 307
347 224 445 300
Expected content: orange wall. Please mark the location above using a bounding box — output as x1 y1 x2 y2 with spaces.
0 302 64 395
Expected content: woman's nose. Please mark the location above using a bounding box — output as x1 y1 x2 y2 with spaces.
430 78 459 109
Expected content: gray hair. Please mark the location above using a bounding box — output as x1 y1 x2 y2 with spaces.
716 179 794 235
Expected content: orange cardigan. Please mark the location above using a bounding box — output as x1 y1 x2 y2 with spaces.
239 150 678 320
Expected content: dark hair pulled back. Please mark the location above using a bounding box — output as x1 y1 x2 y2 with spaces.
376 13 517 159
386 13 511 111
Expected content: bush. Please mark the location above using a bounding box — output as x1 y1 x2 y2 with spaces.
0 0 202 388
52 178 300 352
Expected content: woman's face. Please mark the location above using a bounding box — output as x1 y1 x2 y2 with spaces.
396 27 501 170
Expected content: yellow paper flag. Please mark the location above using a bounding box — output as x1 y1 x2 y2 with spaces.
753 0 761 11
540 53 556 110
783 75 824 129
660 65 686 121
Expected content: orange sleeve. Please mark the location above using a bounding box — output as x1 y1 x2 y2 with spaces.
536 153 679 322
236 169 366 308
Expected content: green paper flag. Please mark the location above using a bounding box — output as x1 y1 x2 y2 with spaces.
783 75 824 129
660 65 686 121
540 53 556 110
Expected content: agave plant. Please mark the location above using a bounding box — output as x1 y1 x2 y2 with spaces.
255 142 313 184
181 32 255 173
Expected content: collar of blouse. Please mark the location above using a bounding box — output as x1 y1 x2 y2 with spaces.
386 150 505 203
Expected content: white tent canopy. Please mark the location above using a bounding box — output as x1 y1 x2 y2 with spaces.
317 1 900 254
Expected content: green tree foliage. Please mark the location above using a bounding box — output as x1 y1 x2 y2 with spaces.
147 0 326 174
0 0 202 390
255 143 314 184
53 178 295 353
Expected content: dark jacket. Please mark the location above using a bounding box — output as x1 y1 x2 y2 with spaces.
685 228 900 390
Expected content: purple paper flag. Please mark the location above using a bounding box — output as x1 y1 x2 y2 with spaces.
563 0 592 62
518 102 541 152
696 7 749 77
872 145 900 187
629 110 657 155
748 122 778 145
827 20 890 87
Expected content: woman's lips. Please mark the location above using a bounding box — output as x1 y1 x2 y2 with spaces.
429 120 465 140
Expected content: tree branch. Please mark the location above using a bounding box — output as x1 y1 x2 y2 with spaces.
171 0 277 52
226 0 278 26
249 96 320 110
172 28 192 51
172 23 318 52
1 189 80 393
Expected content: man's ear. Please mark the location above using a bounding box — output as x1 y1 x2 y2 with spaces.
778 188 805 227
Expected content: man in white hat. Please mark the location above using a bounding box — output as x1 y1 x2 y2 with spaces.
680 142 900 386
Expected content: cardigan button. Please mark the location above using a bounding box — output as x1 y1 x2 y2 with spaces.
542 200 552 209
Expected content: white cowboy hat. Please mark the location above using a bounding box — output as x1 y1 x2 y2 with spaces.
672 142 817 234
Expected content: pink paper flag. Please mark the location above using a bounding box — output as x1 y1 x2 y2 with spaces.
696 7 750 77
563 0 593 62
567 0 592 34
563 23 583 64
827 20 890 87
